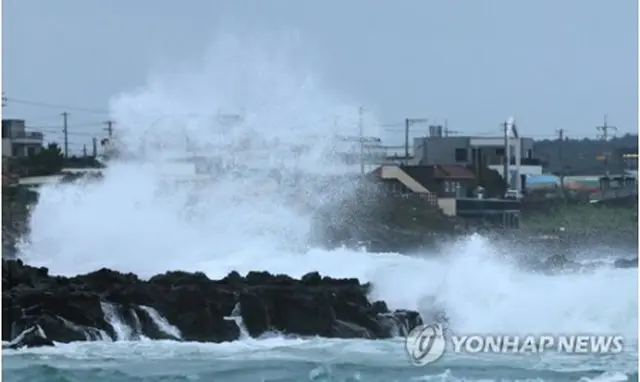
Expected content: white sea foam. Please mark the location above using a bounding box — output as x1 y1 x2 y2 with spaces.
18 31 638 343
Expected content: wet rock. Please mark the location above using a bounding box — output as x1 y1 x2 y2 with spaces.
3 259 423 347
3 324 54 349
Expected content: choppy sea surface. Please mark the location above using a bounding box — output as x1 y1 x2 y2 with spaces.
4 338 638 382
5 32 638 382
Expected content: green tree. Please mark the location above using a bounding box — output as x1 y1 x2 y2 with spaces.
14 142 64 176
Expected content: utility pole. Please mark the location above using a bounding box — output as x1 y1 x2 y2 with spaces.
556 128 565 189
596 114 617 175
503 120 510 190
596 114 616 141
358 107 364 175
502 117 519 191
62 112 69 159
83 144 87 157
104 120 115 138
404 117 428 165
92 137 98 157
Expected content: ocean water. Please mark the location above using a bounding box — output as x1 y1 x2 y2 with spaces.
3 338 638 381
6 31 639 382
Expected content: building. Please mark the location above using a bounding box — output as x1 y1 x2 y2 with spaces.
369 163 520 227
2 119 44 157
410 129 542 190
615 147 638 171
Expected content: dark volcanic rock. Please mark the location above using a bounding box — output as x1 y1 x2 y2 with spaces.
2 259 422 348
3 324 54 349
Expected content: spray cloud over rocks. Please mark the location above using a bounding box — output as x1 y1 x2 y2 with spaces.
18 32 637 341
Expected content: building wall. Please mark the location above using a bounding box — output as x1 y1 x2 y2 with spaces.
437 197 457 216
524 174 561 190
2 119 27 137
413 136 536 166
11 143 42 157
2 138 11 157
488 164 543 176
414 136 470 165
2 119 44 158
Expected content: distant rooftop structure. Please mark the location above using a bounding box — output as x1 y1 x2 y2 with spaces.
410 119 541 192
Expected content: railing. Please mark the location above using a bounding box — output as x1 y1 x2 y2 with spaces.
484 157 542 166
380 165 440 209
425 193 439 206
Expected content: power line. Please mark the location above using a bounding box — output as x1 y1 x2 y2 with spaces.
383 125 559 139
443 120 460 137
384 127 431 133
5 97 109 114
30 129 97 137
12 114 81 126
28 123 104 130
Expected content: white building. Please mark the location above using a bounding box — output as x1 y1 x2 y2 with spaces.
2 119 44 157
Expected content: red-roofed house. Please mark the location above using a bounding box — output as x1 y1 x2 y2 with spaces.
369 164 477 216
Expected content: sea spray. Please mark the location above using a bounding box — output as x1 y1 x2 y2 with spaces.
101 302 135 341
18 32 637 342
139 306 182 340
223 303 251 340
21 32 374 278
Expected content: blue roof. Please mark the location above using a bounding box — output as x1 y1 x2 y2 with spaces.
525 175 560 184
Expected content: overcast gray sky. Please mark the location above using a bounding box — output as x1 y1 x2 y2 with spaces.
3 0 638 153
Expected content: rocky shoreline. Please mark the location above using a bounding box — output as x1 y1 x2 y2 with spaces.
2 259 423 349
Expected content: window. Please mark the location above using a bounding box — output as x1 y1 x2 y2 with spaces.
27 146 36 156
444 181 461 196
455 148 468 162
454 181 461 197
